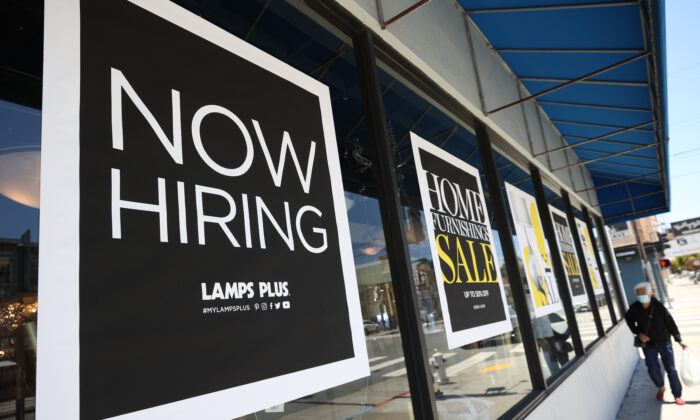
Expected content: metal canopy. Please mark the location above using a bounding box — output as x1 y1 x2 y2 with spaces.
459 0 669 224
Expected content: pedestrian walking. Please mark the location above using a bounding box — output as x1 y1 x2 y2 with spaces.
625 282 689 405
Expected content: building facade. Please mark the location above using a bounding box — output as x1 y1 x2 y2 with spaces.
0 0 669 419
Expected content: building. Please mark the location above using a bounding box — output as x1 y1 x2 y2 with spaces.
610 216 668 307
0 0 669 419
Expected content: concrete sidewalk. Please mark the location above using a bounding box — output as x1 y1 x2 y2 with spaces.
617 277 700 419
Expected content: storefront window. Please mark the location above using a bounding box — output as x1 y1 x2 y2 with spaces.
382 76 532 418
0 99 40 415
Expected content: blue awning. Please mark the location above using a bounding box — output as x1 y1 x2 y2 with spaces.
459 0 669 224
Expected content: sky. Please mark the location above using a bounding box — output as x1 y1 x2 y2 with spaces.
660 0 700 226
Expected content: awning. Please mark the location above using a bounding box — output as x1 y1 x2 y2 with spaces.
460 0 669 224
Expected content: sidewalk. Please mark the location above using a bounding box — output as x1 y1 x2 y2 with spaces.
617 276 700 419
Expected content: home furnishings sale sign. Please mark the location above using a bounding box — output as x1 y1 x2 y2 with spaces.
37 0 367 418
411 133 511 349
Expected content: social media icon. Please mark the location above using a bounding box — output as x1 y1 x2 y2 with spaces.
261 303 267 310
275 302 281 309
282 301 290 309
254 303 260 310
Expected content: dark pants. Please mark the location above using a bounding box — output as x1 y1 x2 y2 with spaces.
642 342 682 398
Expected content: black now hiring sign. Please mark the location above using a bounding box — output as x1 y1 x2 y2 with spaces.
37 1 367 419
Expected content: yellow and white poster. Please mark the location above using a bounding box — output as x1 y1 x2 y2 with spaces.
505 183 563 317
574 218 605 296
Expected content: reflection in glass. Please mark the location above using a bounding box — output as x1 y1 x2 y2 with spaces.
0 98 41 416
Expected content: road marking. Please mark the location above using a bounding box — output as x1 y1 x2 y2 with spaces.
382 353 456 377
370 357 405 372
446 351 496 377
676 307 700 313
676 327 700 333
578 327 600 334
368 356 386 363
580 335 600 341
478 362 514 373
670 313 700 321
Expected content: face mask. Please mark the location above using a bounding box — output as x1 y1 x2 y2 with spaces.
637 295 650 304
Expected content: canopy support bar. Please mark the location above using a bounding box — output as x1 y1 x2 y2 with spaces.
581 159 656 171
487 51 650 114
563 134 650 148
599 189 664 207
604 206 668 223
550 119 654 131
499 48 646 54
377 0 431 29
576 171 661 193
590 169 660 184
553 142 657 170
520 76 648 87
468 2 637 14
538 100 652 113
572 146 656 161
535 120 655 157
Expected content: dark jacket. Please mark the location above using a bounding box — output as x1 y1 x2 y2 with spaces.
625 296 681 347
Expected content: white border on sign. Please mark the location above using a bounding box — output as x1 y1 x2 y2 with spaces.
411 132 512 350
504 182 563 318
574 218 605 296
548 206 589 306
37 0 369 419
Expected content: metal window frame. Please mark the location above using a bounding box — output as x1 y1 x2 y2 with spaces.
595 216 629 317
582 207 618 325
353 29 439 419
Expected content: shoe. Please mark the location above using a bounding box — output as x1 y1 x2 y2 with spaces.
675 398 686 405
656 387 665 401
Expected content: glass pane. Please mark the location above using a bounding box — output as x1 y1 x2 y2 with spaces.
382 76 533 417
264 192 414 419
0 99 40 416
593 225 618 330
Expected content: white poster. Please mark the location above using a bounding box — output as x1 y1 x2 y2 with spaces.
38 1 368 418
549 206 589 305
505 183 563 317
574 218 605 296
411 133 511 349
